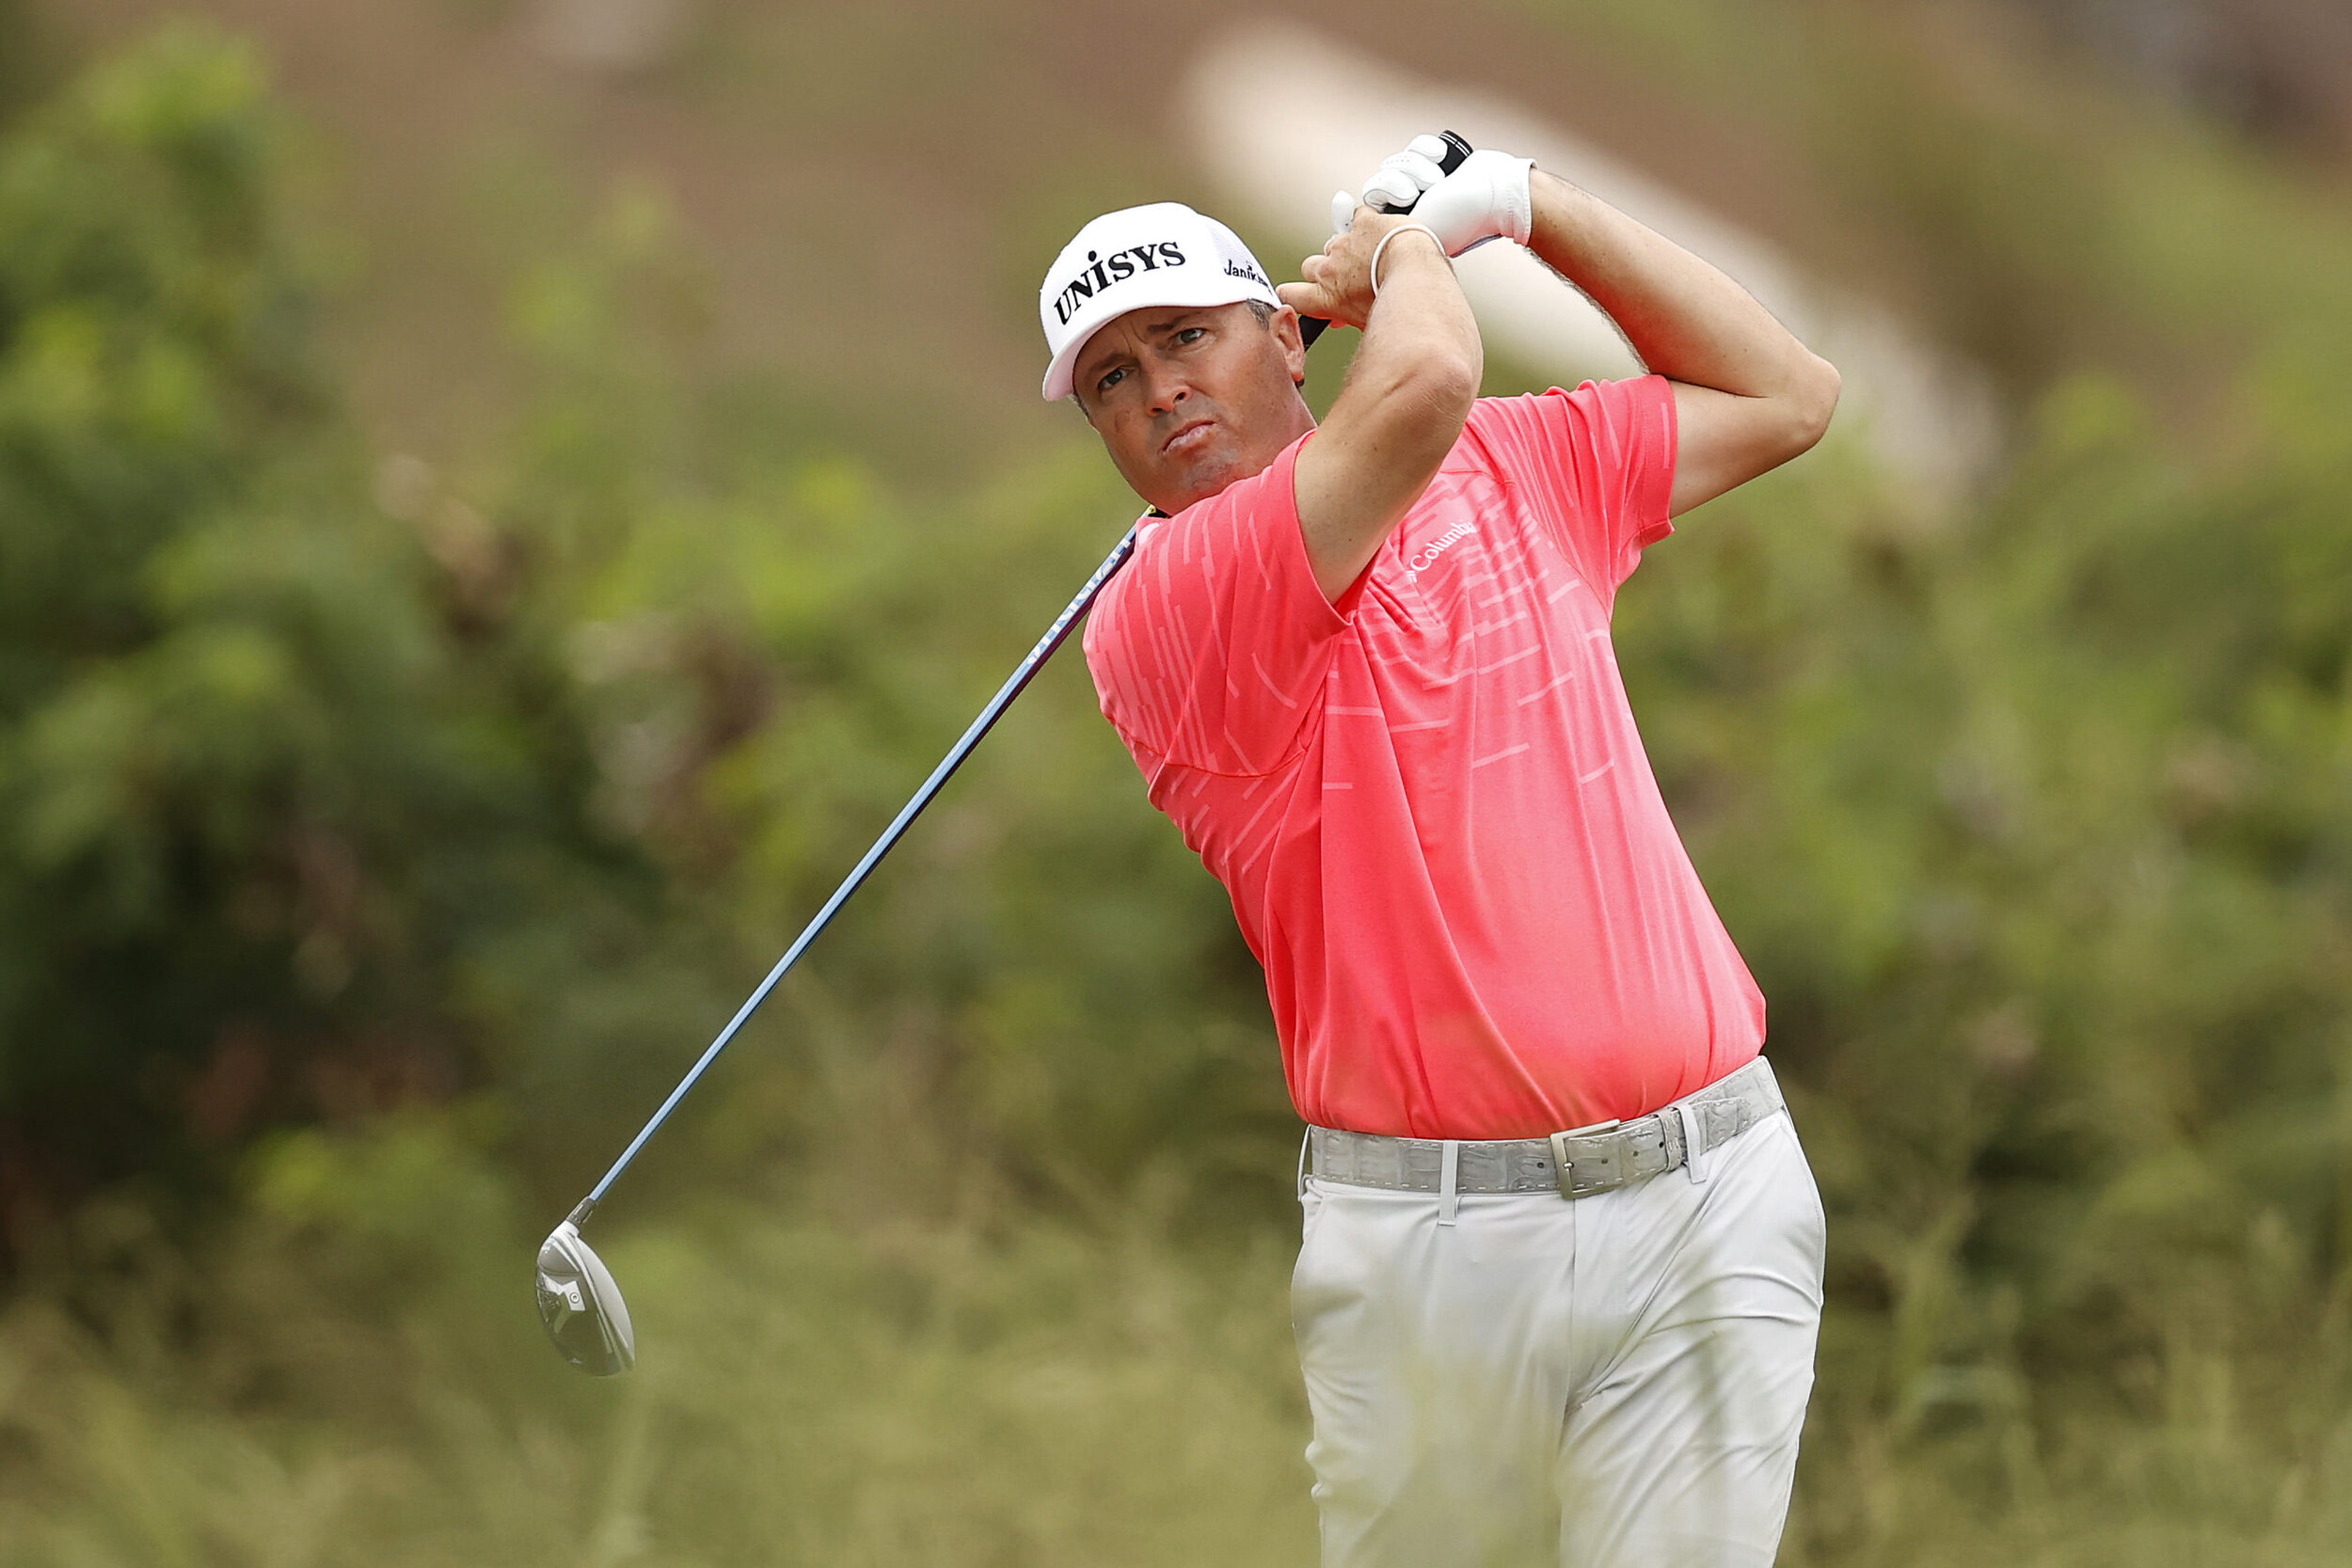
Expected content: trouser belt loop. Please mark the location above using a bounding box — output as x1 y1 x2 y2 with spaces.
1297 1128 1312 1199
1676 1101 1708 1185
1438 1139 1461 1227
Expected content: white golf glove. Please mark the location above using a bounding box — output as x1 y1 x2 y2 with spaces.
1330 135 1534 256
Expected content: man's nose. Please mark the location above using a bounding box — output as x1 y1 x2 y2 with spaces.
1140 358 1190 416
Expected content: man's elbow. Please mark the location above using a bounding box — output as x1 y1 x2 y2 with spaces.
1428 350 1484 422
1360 345 1481 445
1782 353 1840 455
1398 345 1482 432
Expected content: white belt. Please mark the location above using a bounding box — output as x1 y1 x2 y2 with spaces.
1306 1057 1787 1202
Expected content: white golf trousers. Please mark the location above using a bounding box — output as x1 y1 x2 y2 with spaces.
1293 1111 1825 1568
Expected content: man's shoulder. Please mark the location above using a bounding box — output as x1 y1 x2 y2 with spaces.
1455 379 1671 481
1095 429 1315 608
1468 379 1663 427
1457 388 1582 449
1162 427 1314 531
1445 393 1560 484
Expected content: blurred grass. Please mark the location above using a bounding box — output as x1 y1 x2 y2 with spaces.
0 1120 1319 1567
1 1117 2349 1564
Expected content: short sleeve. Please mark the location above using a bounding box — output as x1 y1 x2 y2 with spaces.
1082 432 1345 778
1466 375 1677 612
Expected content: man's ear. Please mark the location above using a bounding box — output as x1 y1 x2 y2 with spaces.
1271 305 1309 388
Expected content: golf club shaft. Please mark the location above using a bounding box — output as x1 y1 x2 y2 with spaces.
564 131 1476 1231
568 524 1141 1227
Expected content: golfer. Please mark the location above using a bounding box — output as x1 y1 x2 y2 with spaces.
1044 136 1839 1567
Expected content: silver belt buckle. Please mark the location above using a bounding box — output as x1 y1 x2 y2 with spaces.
1549 1118 1624 1199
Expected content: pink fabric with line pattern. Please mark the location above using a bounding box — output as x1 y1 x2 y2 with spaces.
1081 375 1763 1138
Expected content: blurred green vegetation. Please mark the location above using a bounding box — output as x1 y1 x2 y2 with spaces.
0 12 2349 1566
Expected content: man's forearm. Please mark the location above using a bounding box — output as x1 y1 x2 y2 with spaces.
1280 218 1483 600
1527 171 1830 409
1340 232 1484 433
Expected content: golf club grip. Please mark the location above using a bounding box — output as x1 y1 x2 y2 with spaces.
1298 129 1474 350
566 524 1143 1227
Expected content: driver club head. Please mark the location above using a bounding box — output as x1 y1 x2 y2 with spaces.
535 1220 636 1375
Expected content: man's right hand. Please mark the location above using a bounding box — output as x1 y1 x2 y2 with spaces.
1278 207 1441 332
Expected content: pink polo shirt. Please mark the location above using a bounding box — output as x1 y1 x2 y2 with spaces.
1081 375 1764 1138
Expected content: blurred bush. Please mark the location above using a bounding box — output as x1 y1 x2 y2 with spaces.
0 13 2349 1567
0 22 1289 1240
0 25 675 1222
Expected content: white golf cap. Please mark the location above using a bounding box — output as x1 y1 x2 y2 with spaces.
1038 202 1279 402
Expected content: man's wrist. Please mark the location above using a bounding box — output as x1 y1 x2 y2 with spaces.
1527 169 1602 270
1370 224 1450 298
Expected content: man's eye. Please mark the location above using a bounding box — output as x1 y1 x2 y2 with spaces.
1097 367 1128 394
1174 327 1206 345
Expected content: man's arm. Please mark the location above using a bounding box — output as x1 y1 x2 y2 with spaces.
1523 170 1840 517
1277 215 1484 602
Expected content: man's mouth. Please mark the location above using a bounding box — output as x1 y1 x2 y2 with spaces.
1161 418 1216 457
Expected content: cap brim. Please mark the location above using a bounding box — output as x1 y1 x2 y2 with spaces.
1041 274 1280 402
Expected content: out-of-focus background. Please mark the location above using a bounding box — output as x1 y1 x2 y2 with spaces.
1 0 2349 1561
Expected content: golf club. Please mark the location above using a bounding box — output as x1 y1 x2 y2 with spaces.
536 131 1475 1376
535 526 1136 1375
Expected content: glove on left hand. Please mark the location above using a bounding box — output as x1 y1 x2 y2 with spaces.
1332 135 1534 256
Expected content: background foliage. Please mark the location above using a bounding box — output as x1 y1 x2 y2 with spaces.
1 8 2349 1565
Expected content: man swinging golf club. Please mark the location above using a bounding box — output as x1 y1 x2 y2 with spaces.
1046 136 1840 1566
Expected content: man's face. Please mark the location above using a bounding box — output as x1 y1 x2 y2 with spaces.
1072 302 1313 515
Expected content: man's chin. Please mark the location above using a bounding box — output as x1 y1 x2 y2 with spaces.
1154 443 1262 514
